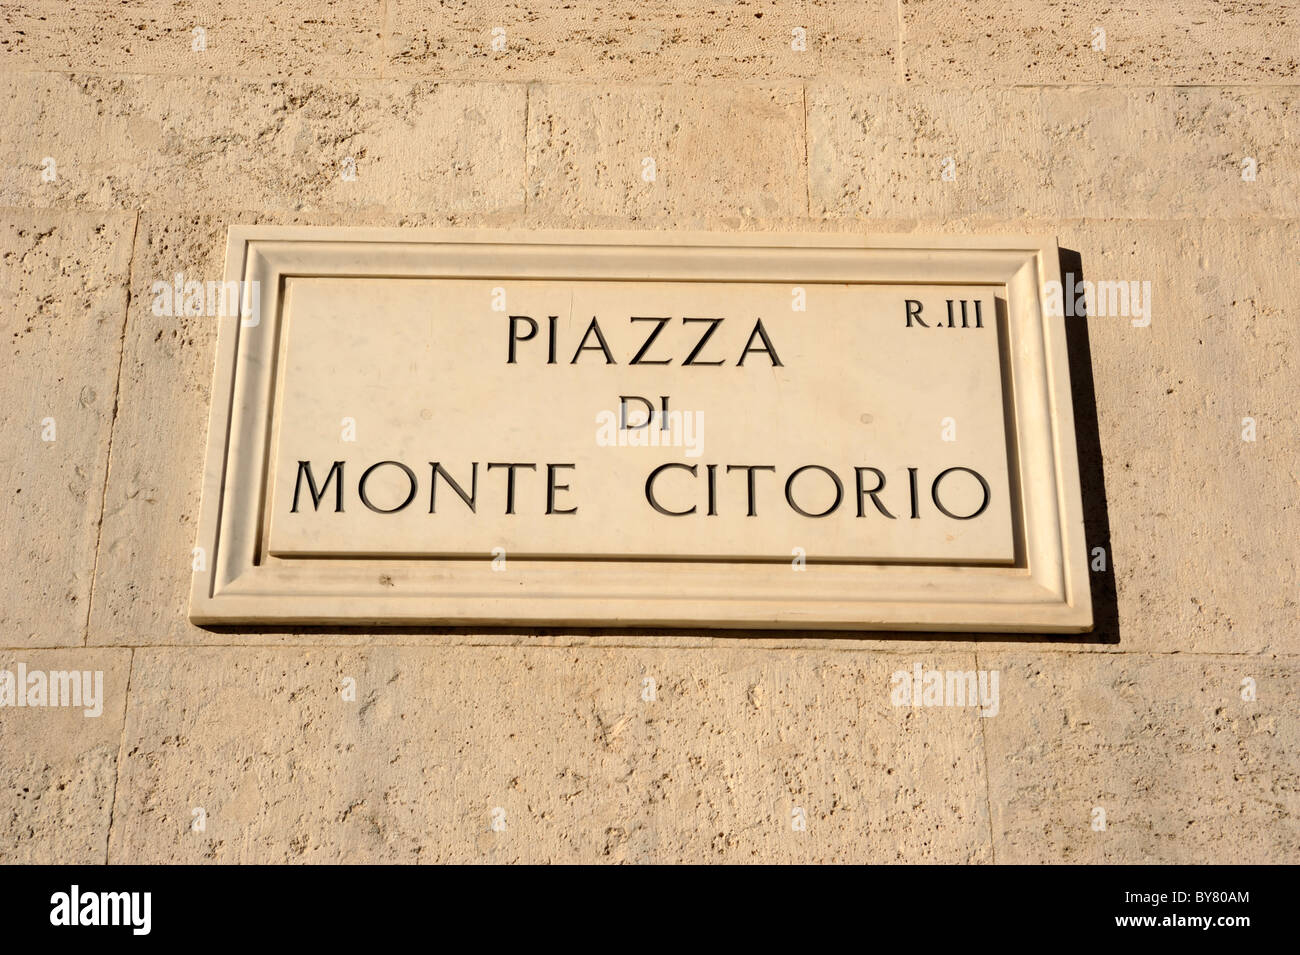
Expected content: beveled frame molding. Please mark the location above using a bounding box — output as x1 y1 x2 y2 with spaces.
189 227 1091 632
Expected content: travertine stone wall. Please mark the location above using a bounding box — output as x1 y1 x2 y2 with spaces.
1 2 1295 863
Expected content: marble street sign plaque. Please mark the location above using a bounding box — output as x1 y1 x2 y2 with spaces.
190 228 1091 632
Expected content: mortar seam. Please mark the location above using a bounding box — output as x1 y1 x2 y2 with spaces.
802 83 811 216
19 643 1297 657
522 83 531 215
104 646 135 864
3 67 1300 90
82 209 140 648
974 647 997 864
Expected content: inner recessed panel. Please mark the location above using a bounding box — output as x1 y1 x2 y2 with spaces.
265 277 1015 562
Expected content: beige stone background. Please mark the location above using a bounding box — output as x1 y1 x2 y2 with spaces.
1 2 1297 863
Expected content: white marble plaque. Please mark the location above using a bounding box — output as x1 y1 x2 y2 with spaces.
190 228 1091 631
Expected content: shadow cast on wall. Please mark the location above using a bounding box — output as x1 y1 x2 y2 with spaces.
1057 246 1118 646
